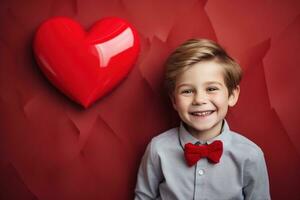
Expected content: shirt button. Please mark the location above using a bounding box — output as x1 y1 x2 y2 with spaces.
198 169 205 175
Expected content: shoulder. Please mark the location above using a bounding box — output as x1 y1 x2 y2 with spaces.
228 132 269 187
228 131 264 160
146 127 179 157
143 127 179 162
150 127 178 149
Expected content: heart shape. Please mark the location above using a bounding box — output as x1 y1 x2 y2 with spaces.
33 17 140 108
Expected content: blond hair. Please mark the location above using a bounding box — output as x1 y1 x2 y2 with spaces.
165 39 242 96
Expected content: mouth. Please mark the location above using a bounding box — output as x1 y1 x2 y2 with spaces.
189 110 215 117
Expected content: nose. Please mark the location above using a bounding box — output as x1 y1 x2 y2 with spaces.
192 92 207 105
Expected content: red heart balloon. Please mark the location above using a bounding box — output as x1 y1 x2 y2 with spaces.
33 17 140 108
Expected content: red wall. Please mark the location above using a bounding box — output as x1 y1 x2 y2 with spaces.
1 0 300 199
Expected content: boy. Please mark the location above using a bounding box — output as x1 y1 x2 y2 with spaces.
135 39 270 200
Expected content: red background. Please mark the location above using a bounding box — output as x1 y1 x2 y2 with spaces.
1 0 300 199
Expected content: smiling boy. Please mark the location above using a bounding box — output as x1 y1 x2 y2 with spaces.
135 39 270 200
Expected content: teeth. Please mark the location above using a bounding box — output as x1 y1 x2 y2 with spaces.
191 111 213 116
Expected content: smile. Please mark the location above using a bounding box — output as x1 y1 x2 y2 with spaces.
189 110 214 117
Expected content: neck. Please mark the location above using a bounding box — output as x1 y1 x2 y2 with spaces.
184 120 224 142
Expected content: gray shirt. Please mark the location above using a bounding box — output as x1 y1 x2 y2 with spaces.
135 120 270 200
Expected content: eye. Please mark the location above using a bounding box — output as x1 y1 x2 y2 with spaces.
181 89 194 94
207 87 218 92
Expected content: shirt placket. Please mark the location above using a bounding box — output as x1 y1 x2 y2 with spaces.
194 147 209 200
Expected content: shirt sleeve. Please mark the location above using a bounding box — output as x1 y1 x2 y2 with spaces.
243 148 271 200
134 139 163 200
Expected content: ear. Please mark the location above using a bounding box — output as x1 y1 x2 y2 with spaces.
228 86 240 107
169 93 178 111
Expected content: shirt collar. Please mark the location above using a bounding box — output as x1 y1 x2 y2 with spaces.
179 120 231 147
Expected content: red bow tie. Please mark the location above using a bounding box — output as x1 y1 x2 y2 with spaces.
184 140 223 167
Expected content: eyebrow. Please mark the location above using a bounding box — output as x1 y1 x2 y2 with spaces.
177 83 193 88
205 81 223 86
177 81 223 88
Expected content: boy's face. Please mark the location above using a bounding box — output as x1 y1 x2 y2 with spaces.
171 60 240 139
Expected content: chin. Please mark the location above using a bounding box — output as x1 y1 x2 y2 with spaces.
187 119 222 133
194 125 214 133
186 122 213 132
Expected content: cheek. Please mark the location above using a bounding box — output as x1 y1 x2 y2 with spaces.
175 96 190 110
211 94 229 107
